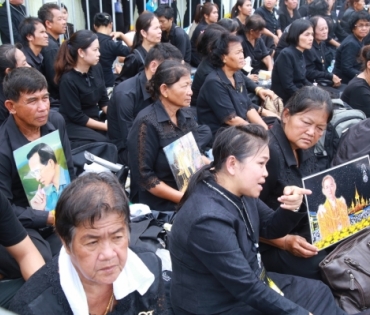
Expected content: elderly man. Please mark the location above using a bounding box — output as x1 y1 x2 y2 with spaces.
0 67 75 279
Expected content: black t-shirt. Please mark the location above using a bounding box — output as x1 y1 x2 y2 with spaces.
97 32 130 87
341 77 370 117
254 6 281 35
0 190 27 247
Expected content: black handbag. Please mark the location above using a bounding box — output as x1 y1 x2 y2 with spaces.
319 227 370 314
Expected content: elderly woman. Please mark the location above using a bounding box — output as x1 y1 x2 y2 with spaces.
170 124 347 315
8 172 166 314
197 33 268 139
127 60 211 211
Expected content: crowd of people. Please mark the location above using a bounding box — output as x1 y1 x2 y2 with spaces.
1 0 370 314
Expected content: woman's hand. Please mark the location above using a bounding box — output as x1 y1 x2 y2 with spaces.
277 186 312 211
257 88 277 101
273 34 279 46
332 74 341 87
284 235 318 258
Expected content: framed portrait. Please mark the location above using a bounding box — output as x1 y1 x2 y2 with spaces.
302 155 370 250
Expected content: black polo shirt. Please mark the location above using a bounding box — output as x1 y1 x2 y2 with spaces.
161 22 191 64
0 112 75 229
127 100 200 211
41 33 60 100
271 45 312 103
115 45 147 85
254 6 281 35
333 34 363 84
304 41 333 83
22 46 44 72
97 32 130 87
107 70 152 160
197 68 252 137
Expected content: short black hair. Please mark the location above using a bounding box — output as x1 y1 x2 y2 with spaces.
286 19 313 46
217 18 239 33
55 172 130 248
27 143 57 164
19 17 44 47
144 42 183 67
308 0 329 16
38 3 60 25
244 14 266 32
94 12 112 28
154 5 174 19
209 32 242 68
3 67 48 102
349 11 370 32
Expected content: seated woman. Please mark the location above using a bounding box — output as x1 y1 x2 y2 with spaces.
231 0 253 31
170 124 347 315
271 19 313 103
304 16 342 88
55 30 110 149
8 172 166 314
238 14 273 74
340 0 368 34
0 44 29 125
341 45 370 116
259 86 332 280
333 11 370 84
127 60 211 211
278 0 301 31
197 33 268 139
115 12 162 85
94 12 132 88
190 2 219 67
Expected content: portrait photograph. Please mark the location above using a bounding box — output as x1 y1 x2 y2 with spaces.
302 155 370 250
13 130 71 212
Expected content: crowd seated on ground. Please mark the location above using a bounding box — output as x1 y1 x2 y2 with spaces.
2 0 370 313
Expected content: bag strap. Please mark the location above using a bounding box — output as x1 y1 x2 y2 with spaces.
134 48 145 65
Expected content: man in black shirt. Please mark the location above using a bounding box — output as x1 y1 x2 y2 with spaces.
155 5 191 64
19 17 49 72
108 43 183 164
0 0 26 44
0 67 75 279
0 191 45 308
38 3 66 102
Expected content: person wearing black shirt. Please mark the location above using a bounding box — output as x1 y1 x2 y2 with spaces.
272 19 313 103
278 0 301 31
38 3 66 102
108 43 183 165
260 86 333 280
231 0 253 31
0 67 75 279
333 11 370 84
55 30 110 149
0 44 29 125
94 13 131 88
155 5 191 64
19 17 49 72
127 60 211 211
0 0 26 44
115 12 162 85
0 191 45 308
190 2 219 67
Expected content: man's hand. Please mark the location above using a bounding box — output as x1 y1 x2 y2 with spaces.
30 184 46 210
278 186 312 211
284 235 318 258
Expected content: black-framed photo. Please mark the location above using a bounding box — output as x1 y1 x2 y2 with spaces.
302 155 370 250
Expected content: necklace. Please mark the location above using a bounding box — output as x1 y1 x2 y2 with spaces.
203 180 262 269
10 4 26 17
103 293 114 315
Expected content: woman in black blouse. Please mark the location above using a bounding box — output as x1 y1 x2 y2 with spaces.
260 86 333 280
342 45 370 116
278 0 301 31
190 2 219 67
271 19 313 103
197 33 267 138
231 0 253 31
55 30 109 149
127 60 211 211
115 12 162 85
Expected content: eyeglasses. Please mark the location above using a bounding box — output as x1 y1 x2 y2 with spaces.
29 165 46 178
355 23 370 28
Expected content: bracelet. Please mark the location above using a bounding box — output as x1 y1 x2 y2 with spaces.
255 87 263 96
258 106 263 115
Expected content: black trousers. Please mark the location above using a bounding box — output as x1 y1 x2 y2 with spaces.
0 278 24 309
66 123 110 150
122 0 146 33
0 228 61 279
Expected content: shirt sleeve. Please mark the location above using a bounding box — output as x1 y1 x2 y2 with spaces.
116 88 136 149
111 40 130 57
0 190 27 247
173 28 188 60
274 51 299 96
340 42 362 79
59 76 90 126
96 65 110 109
304 50 332 82
187 213 309 315
116 53 141 84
